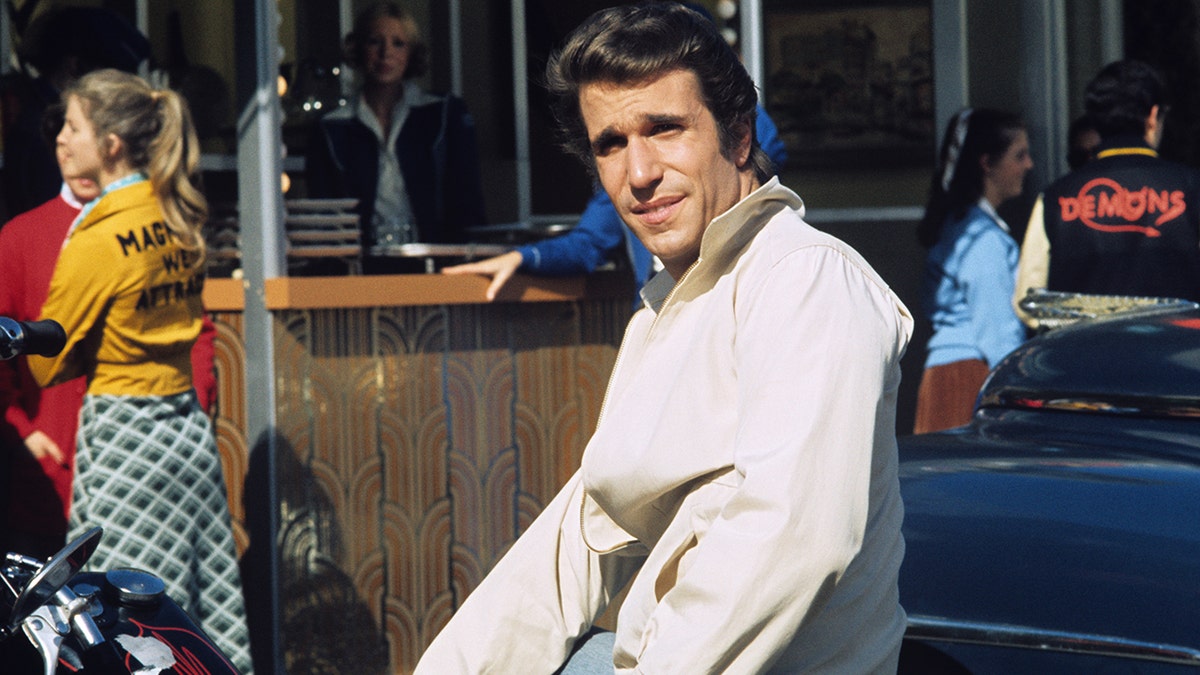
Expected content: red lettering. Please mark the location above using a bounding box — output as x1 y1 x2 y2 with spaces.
1096 191 1121 218
1125 188 1146 220
1080 195 1095 220
1147 188 1170 215
1070 177 1172 236
1059 196 1080 221
1156 190 1187 226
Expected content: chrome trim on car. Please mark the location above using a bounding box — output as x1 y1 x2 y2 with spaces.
980 391 1200 419
906 615 1200 666
1017 288 1199 332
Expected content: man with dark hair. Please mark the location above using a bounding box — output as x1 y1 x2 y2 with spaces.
415 4 912 673
1 6 149 218
1067 114 1101 170
440 1 788 304
1016 59 1200 323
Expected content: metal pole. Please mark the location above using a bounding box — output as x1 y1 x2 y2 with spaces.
932 0 969 152
135 0 148 78
512 0 531 226
1099 0 1124 65
449 0 463 97
741 0 765 91
235 1 285 671
1022 0 1068 186
0 2 10 74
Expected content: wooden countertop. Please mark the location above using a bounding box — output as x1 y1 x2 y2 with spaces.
202 271 633 311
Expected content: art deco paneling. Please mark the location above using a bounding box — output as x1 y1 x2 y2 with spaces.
210 311 249 553
208 297 628 674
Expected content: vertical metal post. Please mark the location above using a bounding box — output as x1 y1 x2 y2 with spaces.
512 0 531 226
1 1 11 75
1099 0 1124 65
449 0 463 97
340 0 354 98
339 0 353 42
741 0 765 91
235 1 285 672
1022 0 1068 187
135 0 149 46
932 0 969 154
135 0 149 79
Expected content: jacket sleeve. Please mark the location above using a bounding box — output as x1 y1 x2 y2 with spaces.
415 472 641 674
960 227 1026 367
630 247 909 673
516 190 626 276
1014 195 1050 328
0 226 33 439
0 362 30 438
191 313 218 413
755 105 789 172
28 231 119 388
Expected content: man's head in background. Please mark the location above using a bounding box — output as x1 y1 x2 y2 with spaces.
1085 59 1168 148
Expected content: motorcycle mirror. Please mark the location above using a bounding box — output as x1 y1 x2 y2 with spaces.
6 527 103 632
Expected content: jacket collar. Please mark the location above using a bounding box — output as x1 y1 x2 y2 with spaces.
1094 135 1158 159
324 81 442 123
638 177 803 311
66 174 150 243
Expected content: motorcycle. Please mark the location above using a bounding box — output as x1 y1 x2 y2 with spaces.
1 317 240 674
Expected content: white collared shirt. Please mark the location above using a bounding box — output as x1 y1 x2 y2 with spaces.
352 82 419 245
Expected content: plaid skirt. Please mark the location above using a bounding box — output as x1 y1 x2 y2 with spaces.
69 391 253 674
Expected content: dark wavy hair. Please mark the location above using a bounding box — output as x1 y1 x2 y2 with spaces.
918 107 1025 248
543 2 771 183
1085 59 1167 139
344 2 428 81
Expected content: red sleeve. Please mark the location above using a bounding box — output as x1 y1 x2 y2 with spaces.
1 196 81 439
191 313 218 413
0 362 36 440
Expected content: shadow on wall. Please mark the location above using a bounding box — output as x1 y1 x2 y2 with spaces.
243 431 390 675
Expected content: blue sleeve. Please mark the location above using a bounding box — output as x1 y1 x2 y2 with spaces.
959 228 1027 367
515 190 626 276
755 106 788 172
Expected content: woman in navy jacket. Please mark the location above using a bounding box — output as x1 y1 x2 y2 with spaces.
307 2 486 270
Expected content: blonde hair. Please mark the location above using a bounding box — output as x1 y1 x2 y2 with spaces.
65 68 207 259
345 2 428 79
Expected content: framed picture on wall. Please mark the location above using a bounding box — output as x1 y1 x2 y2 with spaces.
763 0 933 169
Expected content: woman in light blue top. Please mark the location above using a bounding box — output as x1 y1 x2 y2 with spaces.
914 108 1033 433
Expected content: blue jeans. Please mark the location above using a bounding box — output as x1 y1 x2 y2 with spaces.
556 629 616 674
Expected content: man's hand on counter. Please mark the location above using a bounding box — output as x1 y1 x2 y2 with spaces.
441 250 524 301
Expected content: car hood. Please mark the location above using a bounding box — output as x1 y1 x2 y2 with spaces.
898 410 1200 653
980 305 1200 417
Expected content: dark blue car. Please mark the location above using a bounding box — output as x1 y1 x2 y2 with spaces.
897 295 1200 673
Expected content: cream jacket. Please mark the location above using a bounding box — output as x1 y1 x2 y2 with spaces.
416 179 913 673
1013 195 1050 328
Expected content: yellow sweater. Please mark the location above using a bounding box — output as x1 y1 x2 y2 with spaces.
29 179 202 396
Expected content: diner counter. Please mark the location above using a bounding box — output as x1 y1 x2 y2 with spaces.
201 270 634 310
202 270 633 673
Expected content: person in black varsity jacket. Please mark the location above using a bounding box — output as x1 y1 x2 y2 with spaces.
1014 59 1200 326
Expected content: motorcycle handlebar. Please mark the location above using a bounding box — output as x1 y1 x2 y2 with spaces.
0 317 67 360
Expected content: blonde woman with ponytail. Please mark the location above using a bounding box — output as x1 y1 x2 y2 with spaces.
29 68 253 674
